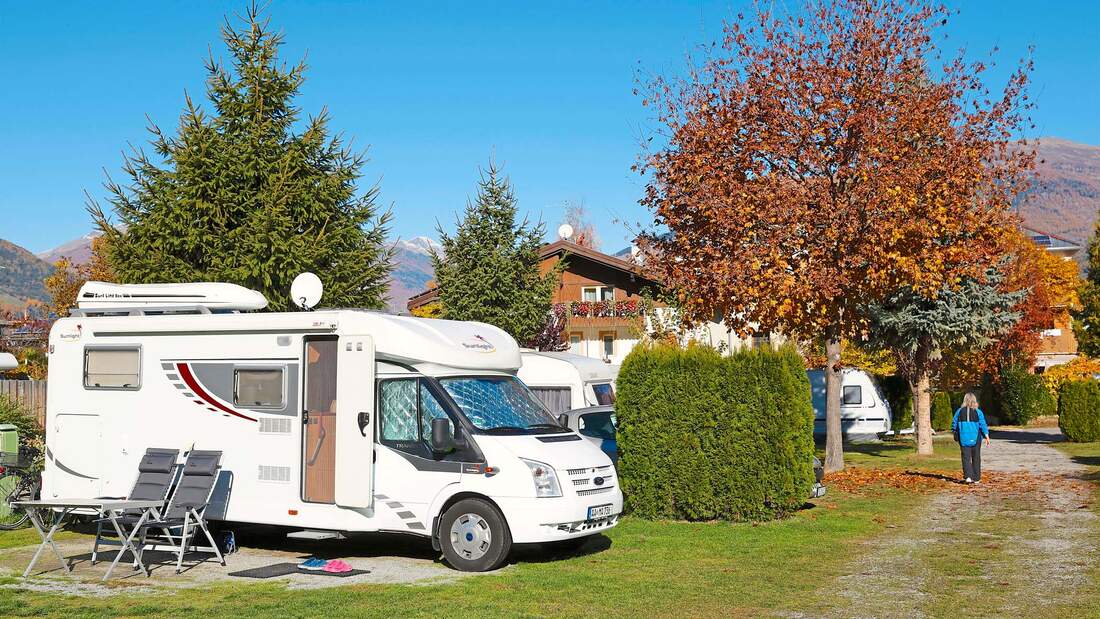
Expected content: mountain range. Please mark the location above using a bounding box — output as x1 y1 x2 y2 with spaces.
3 137 1098 313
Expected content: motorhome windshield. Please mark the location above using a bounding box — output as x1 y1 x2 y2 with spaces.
439 376 563 434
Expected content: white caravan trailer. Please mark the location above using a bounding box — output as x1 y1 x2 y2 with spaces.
0 353 16 371
517 350 618 414
43 282 621 571
807 368 893 441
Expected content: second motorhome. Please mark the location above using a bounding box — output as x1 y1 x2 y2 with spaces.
43 281 621 571
517 350 618 414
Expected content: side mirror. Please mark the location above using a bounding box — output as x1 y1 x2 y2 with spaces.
557 413 569 428
430 417 457 454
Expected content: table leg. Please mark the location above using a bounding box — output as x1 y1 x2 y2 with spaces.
102 509 151 581
22 508 72 578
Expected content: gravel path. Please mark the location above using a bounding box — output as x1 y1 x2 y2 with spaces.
812 427 1099 619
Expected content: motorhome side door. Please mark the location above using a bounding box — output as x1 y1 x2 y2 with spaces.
334 334 375 508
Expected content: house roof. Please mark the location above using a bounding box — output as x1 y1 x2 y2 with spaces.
406 239 663 311
1023 226 1082 254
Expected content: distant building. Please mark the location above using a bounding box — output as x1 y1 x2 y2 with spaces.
1025 227 1082 372
407 239 753 364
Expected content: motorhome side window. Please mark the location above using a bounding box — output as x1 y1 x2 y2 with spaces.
83 347 141 390
378 379 449 450
234 368 284 408
842 385 862 405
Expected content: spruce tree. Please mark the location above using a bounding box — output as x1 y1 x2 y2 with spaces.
89 7 392 311
433 164 559 343
1075 227 1100 357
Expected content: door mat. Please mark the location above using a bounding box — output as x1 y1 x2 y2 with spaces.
228 562 371 579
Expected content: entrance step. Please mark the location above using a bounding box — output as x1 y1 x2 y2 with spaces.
286 529 345 541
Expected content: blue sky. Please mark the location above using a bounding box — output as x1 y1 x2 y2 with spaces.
1 1 1097 255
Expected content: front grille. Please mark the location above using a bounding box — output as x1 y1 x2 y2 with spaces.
576 486 614 496
572 479 589 487
566 465 612 476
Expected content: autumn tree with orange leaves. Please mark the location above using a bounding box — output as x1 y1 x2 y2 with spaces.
638 0 1034 469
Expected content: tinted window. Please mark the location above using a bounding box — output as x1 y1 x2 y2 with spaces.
579 412 616 441
592 382 615 405
842 385 863 405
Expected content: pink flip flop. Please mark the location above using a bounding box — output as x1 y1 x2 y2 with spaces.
323 559 354 573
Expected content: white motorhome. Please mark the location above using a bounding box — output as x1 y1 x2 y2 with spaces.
43 282 621 571
517 350 618 414
807 368 893 441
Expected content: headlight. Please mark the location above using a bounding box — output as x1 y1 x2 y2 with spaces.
521 458 561 498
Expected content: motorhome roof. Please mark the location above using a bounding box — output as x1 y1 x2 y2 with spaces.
52 310 521 372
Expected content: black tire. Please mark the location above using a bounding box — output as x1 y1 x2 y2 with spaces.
438 498 512 572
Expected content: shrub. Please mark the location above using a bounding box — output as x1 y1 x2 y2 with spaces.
0 395 44 470
931 392 954 431
615 343 815 522
878 375 913 431
999 364 1056 425
1058 380 1100 442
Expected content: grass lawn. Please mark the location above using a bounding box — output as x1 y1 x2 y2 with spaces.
4 435 1090 618
0 445 937 618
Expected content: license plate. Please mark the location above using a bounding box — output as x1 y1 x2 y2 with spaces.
587 503 614 519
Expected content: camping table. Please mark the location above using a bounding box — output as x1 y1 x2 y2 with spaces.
13 498 163 581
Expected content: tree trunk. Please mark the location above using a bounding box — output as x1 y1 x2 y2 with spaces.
911 366 934 456
824 332 845 473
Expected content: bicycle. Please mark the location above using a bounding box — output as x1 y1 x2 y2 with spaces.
0 446 41 530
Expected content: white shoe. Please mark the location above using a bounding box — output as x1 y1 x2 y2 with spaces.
965 477 973 483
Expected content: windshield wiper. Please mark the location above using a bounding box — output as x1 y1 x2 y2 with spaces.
483 425 527 434
527 423 568 431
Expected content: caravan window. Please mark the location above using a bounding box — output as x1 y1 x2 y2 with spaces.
591 382 615 405
234 368 284 408
84 347 141 390
531 386 572 414
842 385 863 406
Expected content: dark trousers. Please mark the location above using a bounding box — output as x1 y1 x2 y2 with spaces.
961 441 982 481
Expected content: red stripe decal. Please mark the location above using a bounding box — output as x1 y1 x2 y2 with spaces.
176 362 257 422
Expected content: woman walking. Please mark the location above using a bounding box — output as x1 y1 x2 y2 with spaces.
952 392 990 483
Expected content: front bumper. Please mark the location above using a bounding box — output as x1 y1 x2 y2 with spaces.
496 488 624 543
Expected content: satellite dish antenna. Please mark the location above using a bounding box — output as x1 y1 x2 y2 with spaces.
290 272 323 310
557 223 574 241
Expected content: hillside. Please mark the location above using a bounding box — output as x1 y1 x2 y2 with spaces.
0 239 52 309
386 236 439 313
1016 138 1100 247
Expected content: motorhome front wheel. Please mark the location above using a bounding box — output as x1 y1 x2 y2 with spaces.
439 498 512 572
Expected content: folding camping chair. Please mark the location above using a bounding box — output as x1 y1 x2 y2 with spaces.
91 448 180 565
133 450 226 574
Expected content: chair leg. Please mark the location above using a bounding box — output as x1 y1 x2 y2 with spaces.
176 514 190 574
91 519 103 565
195 510 226 566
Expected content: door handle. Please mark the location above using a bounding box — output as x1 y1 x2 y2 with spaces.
357 411 370 437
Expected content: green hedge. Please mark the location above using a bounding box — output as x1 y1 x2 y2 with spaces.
615 344 815 522
1058 380 1100 442
999 364 1055 425
931 392 954 431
